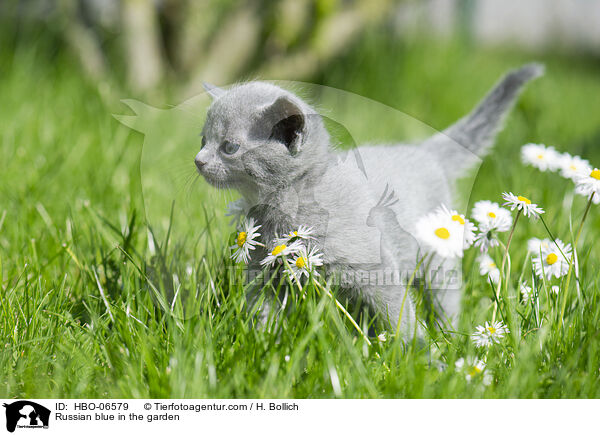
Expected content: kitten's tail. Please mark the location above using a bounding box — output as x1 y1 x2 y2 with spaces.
423 63 544 179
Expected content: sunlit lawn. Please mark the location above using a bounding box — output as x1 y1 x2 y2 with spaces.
2 33 600 398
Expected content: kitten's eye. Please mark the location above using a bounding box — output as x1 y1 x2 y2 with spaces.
221 140 239 155
201 136 207 148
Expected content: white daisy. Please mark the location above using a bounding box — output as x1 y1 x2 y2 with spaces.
471 200 512 232
455 357 491 384
521 143 561 172
551 285 560 295
473 226 501 253
230 218 263 264
558 153 591 181
285 244 324 281
275 225 315 244
527 237 552 254
532 239 572 280
415 205 465 258
377 332 387 343
478 254 500 284
471 320 509 348
575 167 600 201
520 283 533 303
260 240 304 268
502 192 545 219
439 205 478 248
470 201 512 253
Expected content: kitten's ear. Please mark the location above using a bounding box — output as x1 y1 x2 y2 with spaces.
203 82 225 100
263 96 305 155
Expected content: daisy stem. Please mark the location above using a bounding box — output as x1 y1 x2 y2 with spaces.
539 216 570 263
492 209 521 323
310 276 372 346
540 214 581 297
559 193 594 327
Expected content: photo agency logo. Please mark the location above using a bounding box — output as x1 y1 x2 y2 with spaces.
113 81 471 329
3 401 50 432
113 68 539 328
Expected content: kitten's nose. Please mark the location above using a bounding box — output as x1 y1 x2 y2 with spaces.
194 155 206 170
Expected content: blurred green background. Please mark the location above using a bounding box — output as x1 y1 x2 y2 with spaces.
3 0 600 221
3 0 600 260
2 0 600 398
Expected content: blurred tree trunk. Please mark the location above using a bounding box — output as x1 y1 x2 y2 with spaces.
174 1 215 75
43 0 398 96
257 0 393 79
122 0 165 92
57 0 107 82
184 3 262 97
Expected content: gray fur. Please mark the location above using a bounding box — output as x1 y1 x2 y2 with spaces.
195 64 543 333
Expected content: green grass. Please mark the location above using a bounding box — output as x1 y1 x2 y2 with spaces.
2 33 600 398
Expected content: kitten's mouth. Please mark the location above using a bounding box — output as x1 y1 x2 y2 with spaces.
197 168 229 189
198 170 218 185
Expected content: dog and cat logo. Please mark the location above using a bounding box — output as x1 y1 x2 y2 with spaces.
2 401 50 432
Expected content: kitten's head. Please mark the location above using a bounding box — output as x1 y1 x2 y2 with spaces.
195 82 329 195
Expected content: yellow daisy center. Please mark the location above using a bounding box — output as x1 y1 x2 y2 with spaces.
590 169 600 180
489 262 496 268
434 227 450 240
289 230 298 238
271 244 287 256
468 366 482 377
295 257 307 269
569 164 577 170
487 326 496 334
517 195 532 204
236 231 247 247
536 154 544 160
451 214 465 225
487 212 496 218
546 253 558 265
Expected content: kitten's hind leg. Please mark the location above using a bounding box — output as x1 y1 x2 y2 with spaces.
423 257 462 331
355 265 420 338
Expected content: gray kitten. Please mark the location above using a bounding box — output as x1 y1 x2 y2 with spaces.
195 64 543 333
